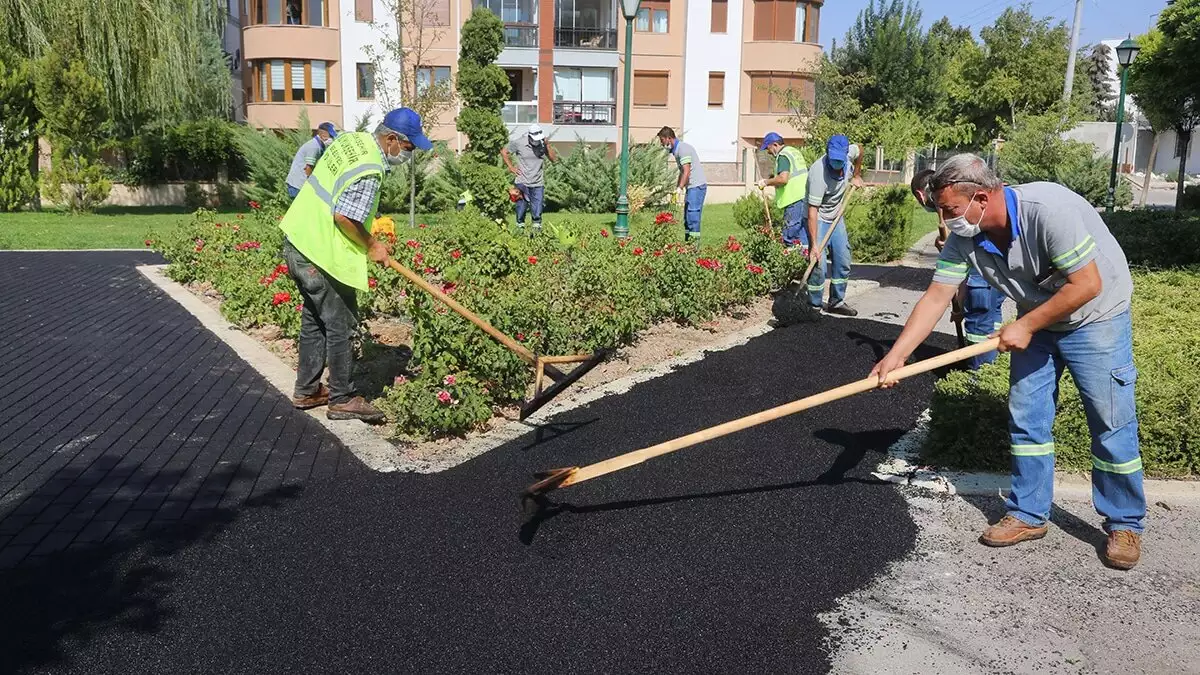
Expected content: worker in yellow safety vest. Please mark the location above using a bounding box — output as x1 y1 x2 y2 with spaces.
757 132 809 249
279 107 432 423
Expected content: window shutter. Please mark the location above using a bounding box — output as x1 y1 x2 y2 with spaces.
312 60 327 89
633 71 668 107
707 72 724 107
711 0 727 32
753 0 773 40
749 73 769 112
271 59 285 89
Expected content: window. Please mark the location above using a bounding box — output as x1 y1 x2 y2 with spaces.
798 2 818 42
711 0 727 32
748 72 814 113
251 59 329 103
708 72 724 107
753 0 794 41
416 66 452 95
635 0 668 32
355 0 373 21
633 71 668 107
424 0 450 25
248 0 327 25
357 63 375 99
553 68 615 101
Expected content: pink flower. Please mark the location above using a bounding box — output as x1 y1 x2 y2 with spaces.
632 247 644 256
368 278 377 289
436 390 452 404
516 332 526 341
451 249 462 260
248 200 260 209
528 255 538 265
276 263 288 275
406 239 420 249
600 229 609 238
295 302 303 312
441 282 457 295
746 264 764 274
413 252 425 266
653 250 663 257
726 237 742 252
272 292 292 306
394 375 408 386
443 374 457 386
418 223 427 229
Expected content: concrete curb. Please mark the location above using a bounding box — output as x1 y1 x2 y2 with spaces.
875 409 1200 502
136 264 409 473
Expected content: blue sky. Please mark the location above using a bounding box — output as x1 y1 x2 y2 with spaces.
820 0 1172 51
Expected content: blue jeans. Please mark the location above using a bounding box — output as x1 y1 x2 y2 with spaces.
684 185 706 238
515 184 544 230
797 216 852 307
286 184 301 199
1005 310 1145 533
964 273 1006 370
781 201 806 247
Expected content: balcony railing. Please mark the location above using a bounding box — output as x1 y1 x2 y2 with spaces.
502 24 538 48
554 27 617 50
502 101 539 124
553 101 616 125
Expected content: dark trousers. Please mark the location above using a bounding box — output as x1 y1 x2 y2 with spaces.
282 239 359 404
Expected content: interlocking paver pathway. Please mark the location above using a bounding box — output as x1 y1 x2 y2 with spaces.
0 252 361 568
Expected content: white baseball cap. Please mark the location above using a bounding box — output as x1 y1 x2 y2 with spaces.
528 124 545 140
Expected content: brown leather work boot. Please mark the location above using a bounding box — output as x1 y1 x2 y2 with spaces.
293 383 329 410
1104 530 1141 570
979 515 1049 547
327 396 386 424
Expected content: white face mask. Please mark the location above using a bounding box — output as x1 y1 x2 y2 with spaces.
385 147 412 166
944 196 986 238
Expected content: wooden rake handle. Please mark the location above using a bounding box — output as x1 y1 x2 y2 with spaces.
384 258 568 378
797 184 857 290
549 337 1000 491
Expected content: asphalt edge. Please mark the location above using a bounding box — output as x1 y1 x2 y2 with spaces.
875 409 1200 502
136 264 408 473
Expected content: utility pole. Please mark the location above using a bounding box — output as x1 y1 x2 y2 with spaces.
1061 0 1084 104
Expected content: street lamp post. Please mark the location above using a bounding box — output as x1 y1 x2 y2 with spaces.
1107 36 1140 215
614 0 641 239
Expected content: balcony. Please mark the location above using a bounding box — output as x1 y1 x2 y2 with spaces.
502 23 539 48
554 27 617 50
503 101 538 124
553 102 616 125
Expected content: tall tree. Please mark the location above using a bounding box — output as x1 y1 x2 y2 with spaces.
1128 0 1200 207
833 0 945 115
1080 43 1115 120
0 0 231 134
0 47 38 211
453 8 511 219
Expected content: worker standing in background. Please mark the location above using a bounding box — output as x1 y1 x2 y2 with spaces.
279 108 432 423
757 132 810 249
912 168 1007 368
804 134 864 317
285 122 339 200
501 124 557 234
657 127 707 243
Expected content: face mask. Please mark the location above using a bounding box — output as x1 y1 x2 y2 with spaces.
944 196 987 238
385 146 412 166
828 158 844 172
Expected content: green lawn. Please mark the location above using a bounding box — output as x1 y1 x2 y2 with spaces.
0 201 934 254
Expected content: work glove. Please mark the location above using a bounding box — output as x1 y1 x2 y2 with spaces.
671 187 684 205
756 179 768 190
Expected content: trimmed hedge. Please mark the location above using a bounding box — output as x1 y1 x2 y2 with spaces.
1105 210 1200 268
925 267 1200 478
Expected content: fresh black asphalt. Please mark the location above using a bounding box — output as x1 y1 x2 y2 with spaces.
0 251 955 674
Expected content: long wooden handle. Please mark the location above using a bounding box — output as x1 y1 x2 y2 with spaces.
560 337 1000 488
758 187 772 227
385 258 538 365
796 185 856 289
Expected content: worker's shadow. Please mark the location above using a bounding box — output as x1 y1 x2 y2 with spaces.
845 330 962 376
517 417 601 452
520 426 906 545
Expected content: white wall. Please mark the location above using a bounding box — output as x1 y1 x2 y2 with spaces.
340 0 397 131
682 0 743 163
1150 129 1200 176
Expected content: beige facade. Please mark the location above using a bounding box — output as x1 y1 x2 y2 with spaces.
239 0 824 182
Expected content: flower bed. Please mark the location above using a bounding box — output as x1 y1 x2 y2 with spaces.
150 205 802 439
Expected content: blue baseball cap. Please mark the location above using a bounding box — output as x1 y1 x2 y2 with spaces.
381 108 433 151
826 134 850 163
317 121 338 138
759 132 784 151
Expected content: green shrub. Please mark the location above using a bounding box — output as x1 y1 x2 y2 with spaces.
375 369 495 439
731 192 782 231
0 51 37 212
543 140 674 213
1104 210 1200 268
35 53 113 211
846 184 912 263
1181 184 1200 211
925 268 1200 478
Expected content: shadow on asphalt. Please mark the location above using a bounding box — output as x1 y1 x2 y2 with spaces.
853 264 936 292
961 494 1109 554
0 464 306 673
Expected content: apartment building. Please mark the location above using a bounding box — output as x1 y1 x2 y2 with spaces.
239 0 822 175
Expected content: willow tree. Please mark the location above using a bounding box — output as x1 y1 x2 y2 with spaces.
0 0 231 134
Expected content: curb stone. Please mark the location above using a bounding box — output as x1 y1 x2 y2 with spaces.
876 409 1200 501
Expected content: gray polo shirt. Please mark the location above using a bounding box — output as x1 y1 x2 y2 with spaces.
806 144 862 221
671 140 706 188
286 136 327 190
932 182 1133 332
508 138 547 187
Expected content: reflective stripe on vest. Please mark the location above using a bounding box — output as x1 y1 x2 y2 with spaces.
279 132 385 292
775 146 809 209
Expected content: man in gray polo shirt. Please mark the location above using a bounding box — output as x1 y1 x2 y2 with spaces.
869 154 1145 570
805 134 864 316
658 126 706 242
286 122 338 199
502 123 557 233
